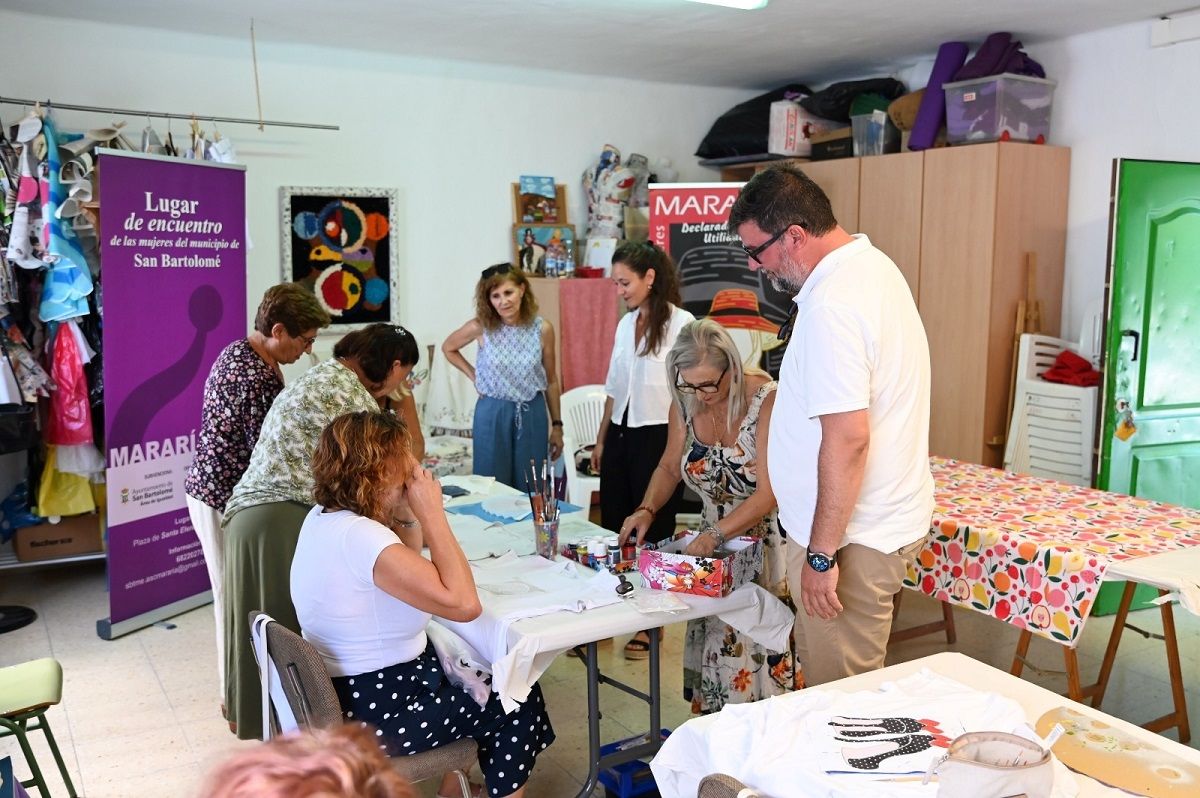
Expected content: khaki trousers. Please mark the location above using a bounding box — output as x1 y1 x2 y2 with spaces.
787 536 923 686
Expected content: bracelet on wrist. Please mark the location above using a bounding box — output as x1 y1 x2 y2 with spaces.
635 504 657 520
701 523 724 545
551 420 564 427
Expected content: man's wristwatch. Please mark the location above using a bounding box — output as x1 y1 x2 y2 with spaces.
806 549 838 573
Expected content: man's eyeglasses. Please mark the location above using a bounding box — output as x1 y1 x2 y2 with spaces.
675 365 729 395
777 304 798 345
298 333 318 346
481 263 513 279
740 222 804 264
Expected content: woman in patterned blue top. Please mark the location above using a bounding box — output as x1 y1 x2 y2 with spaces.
442 264 563 489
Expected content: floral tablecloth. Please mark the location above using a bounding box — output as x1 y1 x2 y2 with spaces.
905 457 1200 646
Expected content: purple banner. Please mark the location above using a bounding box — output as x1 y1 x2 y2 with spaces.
100 152 246 628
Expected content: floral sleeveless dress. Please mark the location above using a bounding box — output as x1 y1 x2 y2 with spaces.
681 381 803 713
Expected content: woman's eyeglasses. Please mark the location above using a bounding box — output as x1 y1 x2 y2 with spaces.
480 263 513 279
298 333 318 346
675 365 729 394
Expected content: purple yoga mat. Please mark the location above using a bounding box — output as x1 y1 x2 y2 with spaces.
909 41 970 151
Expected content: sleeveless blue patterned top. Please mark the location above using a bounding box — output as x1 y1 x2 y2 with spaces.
475 317 548 402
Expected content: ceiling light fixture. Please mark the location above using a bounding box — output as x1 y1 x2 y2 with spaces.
684 0 769 10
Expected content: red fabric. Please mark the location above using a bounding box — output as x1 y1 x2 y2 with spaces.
45 325 94 445
1041 349 1101 387
559 279 618 391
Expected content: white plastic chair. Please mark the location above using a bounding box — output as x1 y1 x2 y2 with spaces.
1003 334 1098 487
560 385 606 506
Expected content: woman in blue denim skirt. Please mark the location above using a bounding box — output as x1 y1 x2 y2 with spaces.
442 264 563 488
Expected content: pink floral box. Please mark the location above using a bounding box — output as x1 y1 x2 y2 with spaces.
638 532 762 598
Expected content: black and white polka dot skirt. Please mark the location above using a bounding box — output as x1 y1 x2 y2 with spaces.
331 643 555 797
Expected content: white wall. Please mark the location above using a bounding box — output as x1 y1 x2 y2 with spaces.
1034 20 1200 338
8 11 1195 357
1 10 746 362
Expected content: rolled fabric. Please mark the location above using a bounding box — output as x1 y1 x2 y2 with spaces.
909 41 970 151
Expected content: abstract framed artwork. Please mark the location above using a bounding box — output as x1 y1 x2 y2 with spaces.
280 186 400 330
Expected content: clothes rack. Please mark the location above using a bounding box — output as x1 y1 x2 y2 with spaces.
0 95 338 131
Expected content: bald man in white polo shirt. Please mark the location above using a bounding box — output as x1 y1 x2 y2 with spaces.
727 164 934 685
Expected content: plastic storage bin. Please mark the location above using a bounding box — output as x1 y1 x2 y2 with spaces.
850 110 900 156
943 73 1056 144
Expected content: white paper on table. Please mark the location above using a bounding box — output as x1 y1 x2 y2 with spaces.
451 515 536 561
481 494 533 521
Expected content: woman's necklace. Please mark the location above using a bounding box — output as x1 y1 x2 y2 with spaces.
706 404 731 447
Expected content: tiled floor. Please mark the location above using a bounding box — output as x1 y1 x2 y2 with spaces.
2 561 1197 797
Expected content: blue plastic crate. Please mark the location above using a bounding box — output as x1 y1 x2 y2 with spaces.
597 728 671 798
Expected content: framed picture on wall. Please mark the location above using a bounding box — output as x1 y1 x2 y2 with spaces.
512 223 575 278
280 186 400 330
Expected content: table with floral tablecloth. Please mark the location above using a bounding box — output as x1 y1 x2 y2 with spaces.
904 457 1200 646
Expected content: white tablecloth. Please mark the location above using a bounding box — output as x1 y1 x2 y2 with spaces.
436 474 794 712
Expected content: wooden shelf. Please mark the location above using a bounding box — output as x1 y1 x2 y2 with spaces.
0 539 106 571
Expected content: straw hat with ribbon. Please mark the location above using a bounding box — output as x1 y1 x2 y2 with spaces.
704 288 780 334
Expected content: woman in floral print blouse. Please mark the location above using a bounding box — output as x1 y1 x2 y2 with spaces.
184 283 330 708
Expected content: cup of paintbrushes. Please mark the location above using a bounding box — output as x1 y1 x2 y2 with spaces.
533 513 559 560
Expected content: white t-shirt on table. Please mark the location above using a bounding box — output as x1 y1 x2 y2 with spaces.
290 506 431 677
769 234 933 554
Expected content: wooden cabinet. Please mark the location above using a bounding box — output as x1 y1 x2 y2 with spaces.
714 143 1071 467
858 151 924 298
920 143 1070 466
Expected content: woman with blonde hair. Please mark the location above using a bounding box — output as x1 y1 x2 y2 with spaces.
199 723 415 798
619 318 800 711
291 411 554 798
442 263 563 488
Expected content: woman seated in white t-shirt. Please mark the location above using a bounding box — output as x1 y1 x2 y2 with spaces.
290 411 555 798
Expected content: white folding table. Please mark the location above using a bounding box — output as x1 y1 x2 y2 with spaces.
651 651 1200 798
436 475 794 798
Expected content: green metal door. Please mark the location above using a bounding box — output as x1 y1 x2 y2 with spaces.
1099 159 1200 506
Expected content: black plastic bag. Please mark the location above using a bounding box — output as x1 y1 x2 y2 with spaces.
800 78 906 124
695 83 812 159
0 403 37 454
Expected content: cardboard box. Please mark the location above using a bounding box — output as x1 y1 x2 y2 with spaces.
768 100 837 157
638 531 762 598
14 513 104 562
809 126 853 160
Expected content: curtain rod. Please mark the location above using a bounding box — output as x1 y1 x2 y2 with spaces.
0 96 339 132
